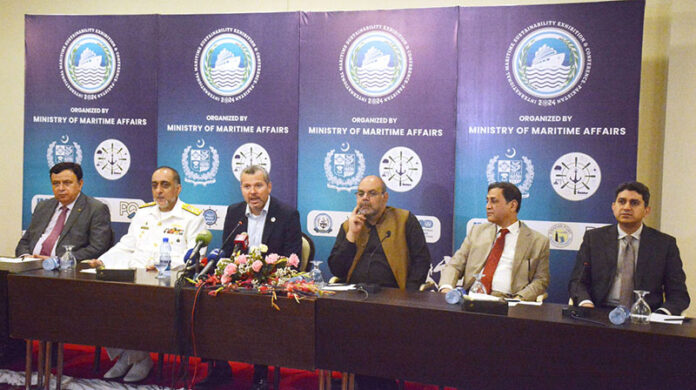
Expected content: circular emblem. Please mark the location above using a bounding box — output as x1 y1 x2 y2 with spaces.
339 26 412 104
550 152 602 201
46 135 83 167
231 143 271 181
60 30 120 99
203 208 218 226
312 212 333 234
182 139 220 186
94 138 131 180
379 146 422 192
195 29 260 103
506 23 590 105
486 148 535 199
324 142 366 192
548 223 573 249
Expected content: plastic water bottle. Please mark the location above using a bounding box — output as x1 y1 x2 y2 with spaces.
609 305 630 325
156 237 172 278
445 287 467 305
42 256 60 271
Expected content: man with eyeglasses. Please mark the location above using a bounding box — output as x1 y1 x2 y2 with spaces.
197 164 301 390
568 181 689 314
328 175 431 291
86 166 205 383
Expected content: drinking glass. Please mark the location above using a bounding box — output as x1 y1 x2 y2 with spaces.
309 260 325 287
59 245 76 271
469 272 487 295
630 290 651 324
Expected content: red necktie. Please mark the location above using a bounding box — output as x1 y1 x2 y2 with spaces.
40 206 68 256
480 228 509 294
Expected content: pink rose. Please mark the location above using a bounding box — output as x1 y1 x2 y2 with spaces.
236 255 248 265
221 274 231 285
252 260 263 273
266 253 279 265
224 263 238 275
288 253 300 268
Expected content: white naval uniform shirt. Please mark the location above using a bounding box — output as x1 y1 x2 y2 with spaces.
99 198 206 269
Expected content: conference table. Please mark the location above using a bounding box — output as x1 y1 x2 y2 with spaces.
8 269 696 389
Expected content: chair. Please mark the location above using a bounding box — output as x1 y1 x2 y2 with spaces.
299 232 316 272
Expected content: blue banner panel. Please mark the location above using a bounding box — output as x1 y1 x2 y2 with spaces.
455 1 645 302
24 15 159 238
299 8 459 276
157 13 300 247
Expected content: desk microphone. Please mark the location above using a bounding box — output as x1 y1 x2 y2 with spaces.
195 248 222 280
231 232 249 254
219 220 243 257
185 229 213 266
358 230 391 293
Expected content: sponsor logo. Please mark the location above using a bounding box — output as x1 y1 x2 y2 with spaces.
94 138 131 180
231 142 271 181
550 152 601 201
548 222 573 248
379 146 423 193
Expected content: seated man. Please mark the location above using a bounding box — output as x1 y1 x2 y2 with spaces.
16 162 112 260
328 175 431 291
568 181 690 314
87 166 205 382
198 165 301 390
439 182 549 301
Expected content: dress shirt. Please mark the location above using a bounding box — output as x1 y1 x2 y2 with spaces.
245 198 270 249
32 198 77 257
490 221 520 295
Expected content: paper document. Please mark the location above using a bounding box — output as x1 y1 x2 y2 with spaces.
508 300 543 307
468 292 503 301
649 313 685 325
322 284 356 291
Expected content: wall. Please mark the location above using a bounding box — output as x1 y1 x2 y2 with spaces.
2 0 690 311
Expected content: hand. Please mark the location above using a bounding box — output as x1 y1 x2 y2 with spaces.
345 205 366 243
34 255 50 260
440 288 452 294
146 265 156 271
85 259 104 268
579 302 595 308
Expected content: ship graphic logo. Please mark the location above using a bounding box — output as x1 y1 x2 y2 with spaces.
182 139 219 186
59 30 120 99
196 29 260 103
46 135 83 168
340 26 412 104
506 24 591 105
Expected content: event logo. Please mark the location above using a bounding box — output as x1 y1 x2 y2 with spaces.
548 222 573 249
550 152 601 201
505 22 591 106
59 29 120 100
312 212 333 234
379 146 422 192
339 25 412 104
182 139 220 186
486 147 535 198
231 142 271 181
94 138 131 180
324 142 366 192
46 135 83 167
203 208 218 227
195 28 260 103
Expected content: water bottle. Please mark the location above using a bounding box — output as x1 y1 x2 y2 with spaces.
156 237 172 278
42 256 60 271
609 305 630 325
445 287 467 305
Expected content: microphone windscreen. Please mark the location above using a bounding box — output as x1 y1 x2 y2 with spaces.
196 229 213 245
184 248 194 262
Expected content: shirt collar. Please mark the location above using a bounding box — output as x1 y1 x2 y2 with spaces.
617 223 643 241
497 220 520 235
59 196 78 212
245 197 270 218
151 198 182 218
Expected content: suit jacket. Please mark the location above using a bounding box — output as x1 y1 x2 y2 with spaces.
568 224 690 314
15 192 112 260
221 196 302 258
440 221 550 301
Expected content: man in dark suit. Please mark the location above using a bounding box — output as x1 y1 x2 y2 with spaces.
569 181 689 315
198 165 301 390
15 162 112 260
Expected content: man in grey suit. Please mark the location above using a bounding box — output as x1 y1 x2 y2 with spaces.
15 162 112 260
569 181 689 314
439 182 550 300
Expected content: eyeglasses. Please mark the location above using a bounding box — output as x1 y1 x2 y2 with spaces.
355 190 384 199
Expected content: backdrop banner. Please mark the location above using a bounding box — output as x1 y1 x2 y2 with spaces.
157 13 300 248
454 1 645 302
298 8 459 277
24 15 158 239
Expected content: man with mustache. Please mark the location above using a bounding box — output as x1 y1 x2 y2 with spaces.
569 181 690 314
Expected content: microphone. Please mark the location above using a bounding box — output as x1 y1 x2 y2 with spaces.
185 229 213 267
231 232 249 254
220 221 243 256
194 248 222 280
359 230 391 293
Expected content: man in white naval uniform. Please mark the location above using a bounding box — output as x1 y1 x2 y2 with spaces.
87 166 205 382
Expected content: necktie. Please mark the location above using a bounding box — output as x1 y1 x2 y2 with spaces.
480 228 509 294
619 235 635 307
40 206 68 256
